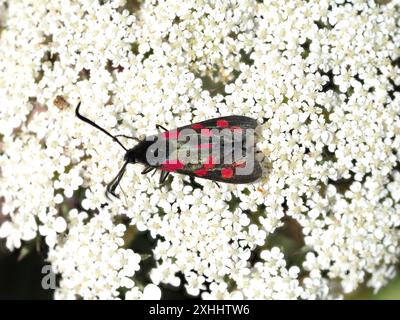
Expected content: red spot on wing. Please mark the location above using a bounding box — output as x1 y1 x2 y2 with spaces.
201 128 213 137
191 123 204 129
230 126 242 132
233 160 246 168
221 167 234 179
203 156 215 169
216 119 229 128
161 160 184 172
194 168 208 176
162 129 180 139
201 128 212 137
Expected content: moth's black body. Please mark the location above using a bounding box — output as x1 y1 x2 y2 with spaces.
75 103 261 199
124 139 153 165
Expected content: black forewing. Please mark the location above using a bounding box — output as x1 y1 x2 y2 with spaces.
177 116 258 131
177 162 262 184
165 116 262 184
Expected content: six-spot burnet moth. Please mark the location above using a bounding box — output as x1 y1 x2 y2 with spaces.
75 102 262 198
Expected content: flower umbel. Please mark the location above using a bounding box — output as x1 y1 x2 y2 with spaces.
0 0 400 299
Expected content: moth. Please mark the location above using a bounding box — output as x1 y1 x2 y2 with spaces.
75 103 262 198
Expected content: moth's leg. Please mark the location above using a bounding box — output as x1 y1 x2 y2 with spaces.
106 176 120 200
189 176 195 185
189 176 203 189
119 185 129 207
115 134 140 142
105 162 128 200
213 181 221 188
141 166 155 175
159 170 170 184
156 124 168 132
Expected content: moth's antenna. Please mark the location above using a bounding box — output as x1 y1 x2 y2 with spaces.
75 102 127 151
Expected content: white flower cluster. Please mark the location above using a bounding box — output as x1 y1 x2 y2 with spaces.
138 0 257 81
48 210 141 299
0 0 399 299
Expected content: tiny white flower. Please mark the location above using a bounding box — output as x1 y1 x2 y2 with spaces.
143 284 162 300
54 217 67 233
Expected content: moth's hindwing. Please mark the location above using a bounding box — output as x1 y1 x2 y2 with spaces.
157 116 262 184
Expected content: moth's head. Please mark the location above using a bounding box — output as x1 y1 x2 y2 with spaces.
124 148 137 163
